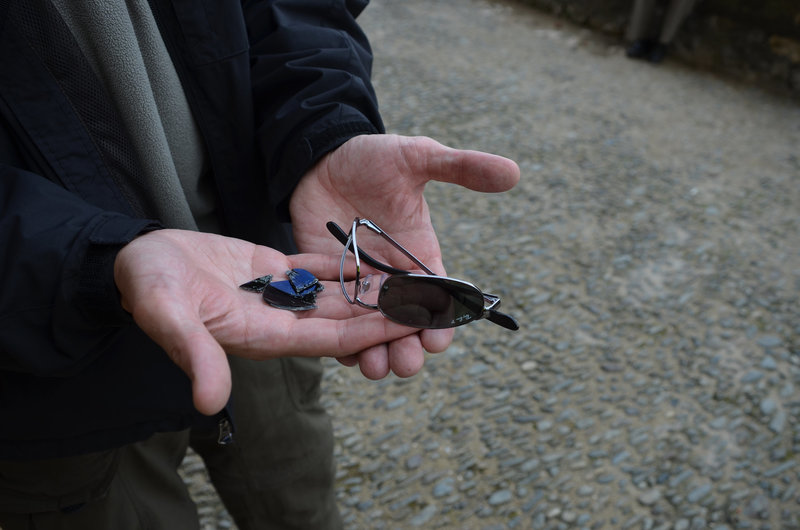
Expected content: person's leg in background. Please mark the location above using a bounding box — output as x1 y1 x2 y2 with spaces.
649 0 698 62
626 0 658 59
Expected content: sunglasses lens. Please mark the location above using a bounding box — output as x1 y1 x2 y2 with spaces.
378 276 485 329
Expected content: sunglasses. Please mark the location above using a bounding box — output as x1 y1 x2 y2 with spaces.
327 218 519 331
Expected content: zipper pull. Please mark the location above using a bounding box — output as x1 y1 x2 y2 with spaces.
217 416 234 445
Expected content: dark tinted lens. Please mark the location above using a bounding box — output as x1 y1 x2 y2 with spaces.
378 276 485 329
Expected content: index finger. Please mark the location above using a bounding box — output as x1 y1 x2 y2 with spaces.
228 311 421 360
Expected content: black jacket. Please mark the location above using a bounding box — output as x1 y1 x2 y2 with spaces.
0 0 383 459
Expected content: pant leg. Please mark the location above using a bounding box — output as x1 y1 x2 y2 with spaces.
659 0 697 44
626 0 658 41
190 356 342 530
0 431 198 530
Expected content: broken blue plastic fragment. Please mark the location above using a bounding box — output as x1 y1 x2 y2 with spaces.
287 268 321 294
239 269 323 311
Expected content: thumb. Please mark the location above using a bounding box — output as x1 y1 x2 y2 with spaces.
176 326 232 416
409 137 520 192
134 302 232 416
434 147 521 192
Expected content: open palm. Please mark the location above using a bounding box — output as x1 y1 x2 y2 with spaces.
289 134 520 378
114 229 423 415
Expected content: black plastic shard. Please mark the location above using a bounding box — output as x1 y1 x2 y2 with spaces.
239 275 272 293
262 281 316 310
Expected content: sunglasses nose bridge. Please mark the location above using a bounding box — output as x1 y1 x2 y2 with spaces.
360 273 388 294
355 273 387 309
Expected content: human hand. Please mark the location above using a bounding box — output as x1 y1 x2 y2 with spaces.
289 134 520 379
113 229 423 415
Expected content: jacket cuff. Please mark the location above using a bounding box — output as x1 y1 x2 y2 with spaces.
272 120 381 221
76 217 162 327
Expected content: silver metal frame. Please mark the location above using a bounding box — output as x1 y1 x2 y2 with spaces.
338 217 501 319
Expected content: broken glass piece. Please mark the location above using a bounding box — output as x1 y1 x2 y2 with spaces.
240 269 322 311
262 283 318 311
239 274 272 293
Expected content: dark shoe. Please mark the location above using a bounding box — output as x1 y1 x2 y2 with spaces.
647 43 668 63
626 39 653 59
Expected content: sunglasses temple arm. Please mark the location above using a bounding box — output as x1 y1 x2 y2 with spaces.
486 309 520 331
358 219 437 276
326 221 409 276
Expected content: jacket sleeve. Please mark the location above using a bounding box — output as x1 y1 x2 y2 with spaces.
242 0 385 217
0 161 159 376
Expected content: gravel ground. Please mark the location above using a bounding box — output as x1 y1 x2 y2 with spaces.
181 0 800 528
